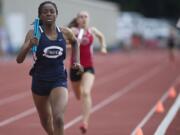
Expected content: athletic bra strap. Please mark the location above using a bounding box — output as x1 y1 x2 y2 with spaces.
56 26 61 32
39 26 43 33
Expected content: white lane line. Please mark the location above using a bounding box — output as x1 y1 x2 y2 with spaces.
131 76 180 135
154 94 180 135
0 55 164 107
64 64 164 130
0 93 73 128
0 63 134 107
0 92 30 106
0 65 134 127
95 65 136 86
0 63 164 127
131 92 169 135
0 108 36 127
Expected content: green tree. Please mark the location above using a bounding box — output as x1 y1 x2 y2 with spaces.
101 0 180 19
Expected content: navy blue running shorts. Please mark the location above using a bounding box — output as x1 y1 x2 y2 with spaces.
31 77 67 96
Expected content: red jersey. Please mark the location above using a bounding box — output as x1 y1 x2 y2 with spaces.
71 28 94 68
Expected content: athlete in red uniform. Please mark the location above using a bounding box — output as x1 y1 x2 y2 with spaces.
68 11 107 134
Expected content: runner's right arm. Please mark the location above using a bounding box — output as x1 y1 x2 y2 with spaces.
16 30 38 63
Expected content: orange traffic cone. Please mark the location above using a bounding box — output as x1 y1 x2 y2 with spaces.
135 128 143 135
156 101 165 113
168 87 177 98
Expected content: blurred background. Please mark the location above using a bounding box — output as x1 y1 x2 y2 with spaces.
0 1 180 134
0 0 179 56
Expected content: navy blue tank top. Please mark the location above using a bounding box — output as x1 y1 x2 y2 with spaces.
30 26 67 81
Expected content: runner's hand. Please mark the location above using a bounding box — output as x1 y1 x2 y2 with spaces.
100 47 107 54
72 63 84 75
29 37 39 47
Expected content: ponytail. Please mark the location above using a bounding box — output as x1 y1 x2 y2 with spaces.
68 18 78 28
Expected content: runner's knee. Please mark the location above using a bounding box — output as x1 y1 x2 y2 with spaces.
53 115 64 128
81 90 91 98
40 115 52 130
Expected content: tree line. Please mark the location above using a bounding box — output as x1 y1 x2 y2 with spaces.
102 0 180 20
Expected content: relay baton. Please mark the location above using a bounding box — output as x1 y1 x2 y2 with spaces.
32 17 41 60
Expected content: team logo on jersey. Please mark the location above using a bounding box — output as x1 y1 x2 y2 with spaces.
43 46 63 58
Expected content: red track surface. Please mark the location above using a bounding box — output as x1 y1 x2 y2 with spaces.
0 49 179 135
